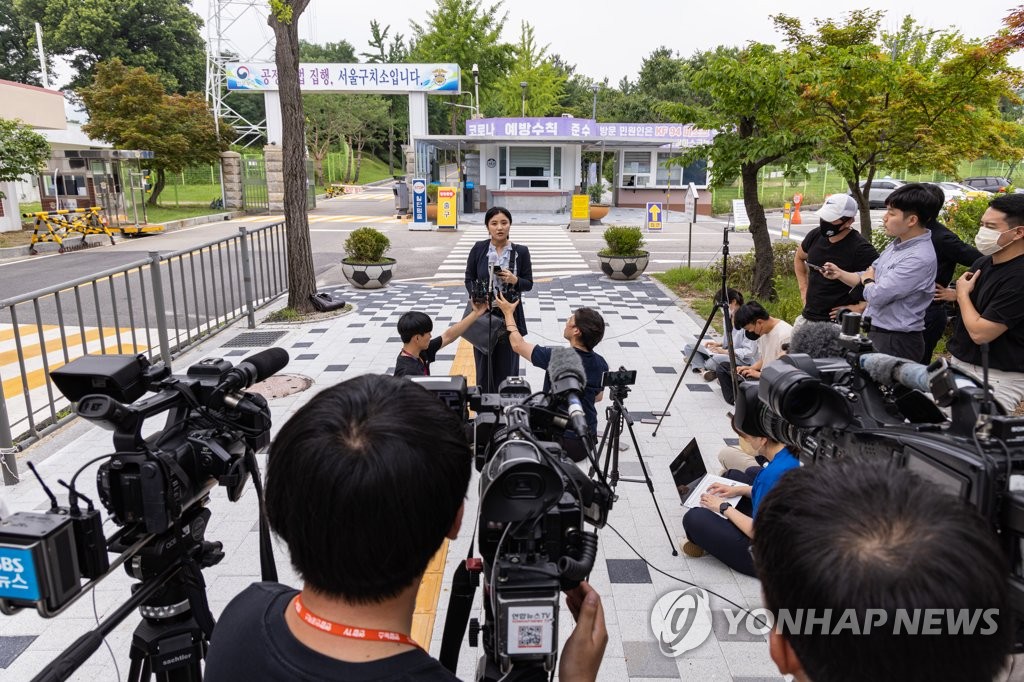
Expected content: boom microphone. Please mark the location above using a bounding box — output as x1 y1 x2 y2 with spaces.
547 347 590 441
216 348 290 394
859 353 978 398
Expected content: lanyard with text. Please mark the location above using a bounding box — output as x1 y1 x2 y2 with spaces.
293 594 422 649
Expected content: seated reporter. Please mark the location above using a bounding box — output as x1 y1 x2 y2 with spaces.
680 388 800 576
204 376 607 681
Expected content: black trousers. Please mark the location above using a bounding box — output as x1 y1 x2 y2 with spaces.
868 328 924 362
921 303 948 365
473 340 521 394
714 361 751 406
682 467 760 576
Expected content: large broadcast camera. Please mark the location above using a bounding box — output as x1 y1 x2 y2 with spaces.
734 313 1024 635
414 348 614 680
0 348 287 681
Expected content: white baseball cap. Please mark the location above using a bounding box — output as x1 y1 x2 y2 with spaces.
817 194 859 222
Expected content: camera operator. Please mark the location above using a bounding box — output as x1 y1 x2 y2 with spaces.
753 457 1012 682
947 193 1024 413
204 376 606 681
494 293 609 463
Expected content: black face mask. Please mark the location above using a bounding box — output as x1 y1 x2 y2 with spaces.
820 218 846 238
745 329 760 341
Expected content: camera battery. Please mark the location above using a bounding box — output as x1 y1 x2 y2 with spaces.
0 511 81 615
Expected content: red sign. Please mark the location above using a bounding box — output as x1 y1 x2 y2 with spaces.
438 188 456 199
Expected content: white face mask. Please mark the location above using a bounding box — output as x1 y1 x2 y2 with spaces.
975 226 1008 256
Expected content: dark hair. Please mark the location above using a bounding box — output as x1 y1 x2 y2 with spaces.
988 193 1024 228
885 183 941 225
397 311 432 343
923 183 947 219
714 288 744 306
573 307 605 350
753 458 1011 682
265 375 472 603
484 206 513 226
734 301 769 329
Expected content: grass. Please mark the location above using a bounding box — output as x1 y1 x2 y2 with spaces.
143 205 228 224
264 307 305 322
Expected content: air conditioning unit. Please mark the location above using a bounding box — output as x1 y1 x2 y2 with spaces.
561 113 574 118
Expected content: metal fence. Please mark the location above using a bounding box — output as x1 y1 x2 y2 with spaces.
0 222 289 483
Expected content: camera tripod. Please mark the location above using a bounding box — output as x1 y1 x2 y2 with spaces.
596 384 677 555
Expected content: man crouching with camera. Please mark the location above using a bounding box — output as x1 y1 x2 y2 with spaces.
204 375 606 681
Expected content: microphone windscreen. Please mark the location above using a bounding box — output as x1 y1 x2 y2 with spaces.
788 322 840 359
548 347 586 384
242 348 290 383
859 353 904 386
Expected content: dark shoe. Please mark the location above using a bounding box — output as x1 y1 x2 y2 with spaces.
681 540 706 558
702 369 717 382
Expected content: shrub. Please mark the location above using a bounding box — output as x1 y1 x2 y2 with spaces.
588 181 605 205
600 226 645 256
942 194 989 245
716 240 799 291
426 184 439 203
343 226 391 263
870 227 894 254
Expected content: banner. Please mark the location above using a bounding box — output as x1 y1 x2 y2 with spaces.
226 63 460 93
437 187 458 229
732 199 750 232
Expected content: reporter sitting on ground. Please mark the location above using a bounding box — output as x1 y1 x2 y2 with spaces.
204 376 607 681
683 288 758 381
714 302 793 406
495 293 609 463
754 457 1011 682
680 394 800 576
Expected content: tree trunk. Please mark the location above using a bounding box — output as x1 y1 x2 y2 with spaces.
146 168 166 207
847 168 874 241
387 115 395 176
270 1 316 313
354 142 364 183
344 137 354 183
740 162 774 301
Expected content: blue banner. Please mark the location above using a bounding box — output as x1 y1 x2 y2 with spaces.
412 178 427 224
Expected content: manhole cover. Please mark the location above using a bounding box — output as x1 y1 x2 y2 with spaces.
223 331 287 347
249 374 313 399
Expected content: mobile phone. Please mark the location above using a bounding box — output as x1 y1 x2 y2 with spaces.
806 262 825 273
492 265 502 274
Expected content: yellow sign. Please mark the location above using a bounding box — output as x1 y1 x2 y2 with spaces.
571 194 590 220
437 187 457 228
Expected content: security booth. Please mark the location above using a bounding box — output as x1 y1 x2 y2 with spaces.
37 149 154 229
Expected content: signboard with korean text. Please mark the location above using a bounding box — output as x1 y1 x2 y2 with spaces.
226 63 461 93
646 202 664 232
437 187 458 229
465 118 714 146
571 195 590 221
684 182 698 221
411 178 428 229
732 199 750 232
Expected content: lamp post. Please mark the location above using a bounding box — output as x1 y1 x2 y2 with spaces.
592 84 604 193
591 84 598 120
520 81 528 117
472 63 480 118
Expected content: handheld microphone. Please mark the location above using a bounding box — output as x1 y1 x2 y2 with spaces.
216 348 289 394
547 347 591 441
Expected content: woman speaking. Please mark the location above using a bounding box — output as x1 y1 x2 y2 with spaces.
464 207 533 392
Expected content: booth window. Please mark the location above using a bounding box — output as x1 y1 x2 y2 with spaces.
499 146 562 189
623 151 708 189
622 152 651 187
43 175 89 196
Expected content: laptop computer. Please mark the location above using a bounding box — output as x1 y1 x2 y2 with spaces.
669 438 707 504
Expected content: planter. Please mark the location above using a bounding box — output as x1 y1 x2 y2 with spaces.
589 205 610 223
342 257 396 289
427 204 438 222
598 251 649 281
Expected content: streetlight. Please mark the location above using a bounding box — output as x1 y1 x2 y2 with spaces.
520 81 528 117
472 63 480 118
591 84 599 120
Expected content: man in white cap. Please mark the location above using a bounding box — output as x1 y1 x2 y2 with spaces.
793 194 878 329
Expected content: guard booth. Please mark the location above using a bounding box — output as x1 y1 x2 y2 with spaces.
37 149 154 229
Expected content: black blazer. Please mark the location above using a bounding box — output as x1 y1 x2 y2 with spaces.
464 240 533 335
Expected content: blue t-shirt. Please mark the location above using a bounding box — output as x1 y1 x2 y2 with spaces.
750 447 800 518
530 345 609 437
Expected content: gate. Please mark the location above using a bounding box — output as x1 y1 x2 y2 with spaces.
242 156 269 213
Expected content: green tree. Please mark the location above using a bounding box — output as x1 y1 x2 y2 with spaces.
0 0 47 84
80 59 226 206
493 22 565 117
0 118 49 198
304 94 347 185
662 44 814 299
19 0 205 93
298 39 356 63
362 20 409 173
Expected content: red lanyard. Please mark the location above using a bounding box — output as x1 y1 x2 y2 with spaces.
401 349 428 375
293 595 422 649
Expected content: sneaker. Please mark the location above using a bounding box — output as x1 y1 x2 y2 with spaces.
681 540 706 558
702 369 717 382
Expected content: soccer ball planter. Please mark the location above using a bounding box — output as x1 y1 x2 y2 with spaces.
598 226 649 281
342 227 396 289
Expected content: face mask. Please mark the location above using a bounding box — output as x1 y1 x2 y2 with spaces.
975 226 1008 256
745 329 760 341
820 218 846 238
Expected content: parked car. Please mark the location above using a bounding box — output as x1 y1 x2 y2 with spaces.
963 176 1013 193
847 178 906 208
935 181 993 203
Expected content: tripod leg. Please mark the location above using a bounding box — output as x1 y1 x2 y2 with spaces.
621 408 679 556
652 304 722 437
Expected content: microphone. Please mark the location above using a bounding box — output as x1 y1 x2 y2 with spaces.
788 322 841 359
547 347 590 441
487 252 497 292
859 353 977 399
217 348 289 394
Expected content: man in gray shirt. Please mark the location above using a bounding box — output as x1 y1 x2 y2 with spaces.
821 184 937 360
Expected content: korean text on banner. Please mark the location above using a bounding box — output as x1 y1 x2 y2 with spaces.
437 187 458 229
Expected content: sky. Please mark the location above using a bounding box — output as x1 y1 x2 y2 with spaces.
188 0 1024 85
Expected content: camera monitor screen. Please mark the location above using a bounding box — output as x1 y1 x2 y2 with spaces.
905 450 969 500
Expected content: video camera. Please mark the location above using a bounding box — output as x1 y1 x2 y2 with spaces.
0 349 285 679
413 348 614 679
734 314 1024 634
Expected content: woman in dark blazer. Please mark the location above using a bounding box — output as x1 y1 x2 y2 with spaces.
464 206 533 392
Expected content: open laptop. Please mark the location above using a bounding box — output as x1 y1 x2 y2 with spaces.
669 438 707 504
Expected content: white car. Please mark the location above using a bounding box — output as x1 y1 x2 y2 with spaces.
935 181 993 203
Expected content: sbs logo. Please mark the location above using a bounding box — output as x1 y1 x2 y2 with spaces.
650 588 713 657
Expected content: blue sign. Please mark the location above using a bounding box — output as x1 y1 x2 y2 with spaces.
646 202 664 232
0 547 40 601
412 178 427 224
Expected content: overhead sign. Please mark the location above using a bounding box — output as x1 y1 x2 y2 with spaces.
465 118 713 145
571 195 590 221
226 63 461 93
646 202 663 232
732 199 750 232
437 187 458 229
411 178 428 229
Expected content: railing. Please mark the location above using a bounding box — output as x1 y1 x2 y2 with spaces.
0 222 289 483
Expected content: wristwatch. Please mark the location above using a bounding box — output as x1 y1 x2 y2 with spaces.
862 277 875 285
719 502 732 515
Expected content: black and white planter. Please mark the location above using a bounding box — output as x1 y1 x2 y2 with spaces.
598 252 649 281
342 258 396 289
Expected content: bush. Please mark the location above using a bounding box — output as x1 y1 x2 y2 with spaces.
870 227 893 254
716 240 799 291
942 194 989 245
343 226 391 263
600 226 645 256
588 181 605 205
426 184 439 203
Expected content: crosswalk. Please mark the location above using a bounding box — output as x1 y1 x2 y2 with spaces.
308 214 396 224
432 225 591 279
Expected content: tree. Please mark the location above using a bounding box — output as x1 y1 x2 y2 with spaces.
0 0 47 84
662 44 814 300
269 0 316 313
493 22 565 117
0 118 49 199
304 94 346 185
338 96 389 183
362 21 408 174
19 0 205 93
80 59 225 206
298 39 356 63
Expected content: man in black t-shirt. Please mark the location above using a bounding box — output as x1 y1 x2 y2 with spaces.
394 302 487 377
948 194 1024 413
794 194 878 326
495 294 609 463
